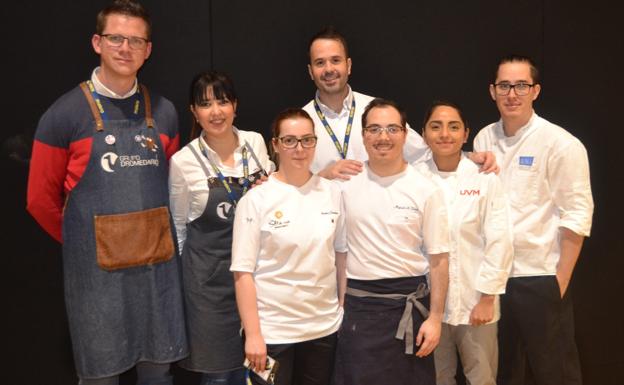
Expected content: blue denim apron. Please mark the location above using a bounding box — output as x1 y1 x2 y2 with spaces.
61 82 188 379
179 142 264 374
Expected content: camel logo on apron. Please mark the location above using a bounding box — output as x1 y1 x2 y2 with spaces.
216 202 234 220
101 152 118 173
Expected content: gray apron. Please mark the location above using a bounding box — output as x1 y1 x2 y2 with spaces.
179 143 264 373
62 82 187 379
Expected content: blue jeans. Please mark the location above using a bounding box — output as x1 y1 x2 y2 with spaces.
201 368 246 385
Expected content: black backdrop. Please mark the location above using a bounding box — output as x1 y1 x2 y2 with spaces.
3 1 623 384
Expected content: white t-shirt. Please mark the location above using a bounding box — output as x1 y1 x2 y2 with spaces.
416 154 513 325
231 174 344 344
337 163 450 280
474 113 594 277
303 86 429 173
168 128 274 253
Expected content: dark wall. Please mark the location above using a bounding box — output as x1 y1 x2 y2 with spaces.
3 1 622 384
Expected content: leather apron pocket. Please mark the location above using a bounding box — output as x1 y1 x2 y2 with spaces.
94 206 174 271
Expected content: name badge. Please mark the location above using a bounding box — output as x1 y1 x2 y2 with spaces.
519 156 534 166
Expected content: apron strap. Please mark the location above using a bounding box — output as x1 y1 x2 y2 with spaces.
79 81 104 132
140 84 155 128
188 141 213 178
243 140 269 177
346 282 430 355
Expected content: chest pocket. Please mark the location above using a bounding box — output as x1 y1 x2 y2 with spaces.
507 160 539 205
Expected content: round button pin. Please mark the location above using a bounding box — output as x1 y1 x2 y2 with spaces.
105 134 116 145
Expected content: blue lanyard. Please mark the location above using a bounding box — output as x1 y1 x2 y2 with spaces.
198 137 250 206
86 80 141 121
313 97 356 159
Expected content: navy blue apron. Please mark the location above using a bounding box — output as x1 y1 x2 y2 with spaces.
61 82 188 379
334 276 435 385
180 141 263 373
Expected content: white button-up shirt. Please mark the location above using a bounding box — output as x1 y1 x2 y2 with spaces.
417 155 513 325
303 86 429 173
474 113 594 277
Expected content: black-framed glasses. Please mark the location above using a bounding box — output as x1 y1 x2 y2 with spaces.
100 34 149 50
363 124 405 136
276 135 318 148
493 82 535 96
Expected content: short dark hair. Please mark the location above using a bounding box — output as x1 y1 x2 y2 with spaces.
361 98 407 129
189 70 238 139
308 26 349 59
494 54 540 84
96 0 152 39
422 100 468 130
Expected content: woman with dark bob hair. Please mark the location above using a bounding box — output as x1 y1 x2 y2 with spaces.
169 70 273 384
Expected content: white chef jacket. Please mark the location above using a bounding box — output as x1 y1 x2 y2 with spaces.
417 154 513 325
230 174 344 344
303 86 429 173
168 128 273 252
474 113 594 277
337 163 450 280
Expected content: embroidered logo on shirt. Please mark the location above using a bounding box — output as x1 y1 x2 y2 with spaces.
519 156 534 166
459 189 480 196
268 210 290 229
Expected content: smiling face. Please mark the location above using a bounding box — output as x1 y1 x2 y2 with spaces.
423 105 468 159
272 116 316 172
362 105 406 165
92 13 152 81
191 86 237 140
308 38 352 98
490 61 541 126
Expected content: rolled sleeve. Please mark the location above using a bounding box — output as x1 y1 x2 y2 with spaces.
550 140 594 237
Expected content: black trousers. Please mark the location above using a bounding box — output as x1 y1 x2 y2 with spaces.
249 332 338 385
498 276 582 385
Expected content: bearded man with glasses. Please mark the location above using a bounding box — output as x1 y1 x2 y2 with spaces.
27 1 187 384
474 55 594 385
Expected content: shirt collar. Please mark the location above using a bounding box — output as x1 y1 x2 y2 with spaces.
497 111 538 139
314 85 354 117
91 67 138 99
198 126 243 159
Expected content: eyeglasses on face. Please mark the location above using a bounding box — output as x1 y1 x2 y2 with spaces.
493 82 535 96
363 124 405 136
276 135 318 148
100 34 149 50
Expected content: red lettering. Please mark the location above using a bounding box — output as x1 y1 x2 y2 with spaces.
459 189 480 196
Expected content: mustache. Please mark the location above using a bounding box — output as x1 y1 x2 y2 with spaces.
320 71 339 81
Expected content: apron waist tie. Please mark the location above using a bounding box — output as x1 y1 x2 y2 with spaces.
345 282 430 355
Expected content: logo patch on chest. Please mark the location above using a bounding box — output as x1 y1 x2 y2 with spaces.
216 202 234 220
100 152 118 172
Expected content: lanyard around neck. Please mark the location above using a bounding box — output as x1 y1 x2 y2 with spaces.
86 80 141 121
313 97 356 159
198 136 250 206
